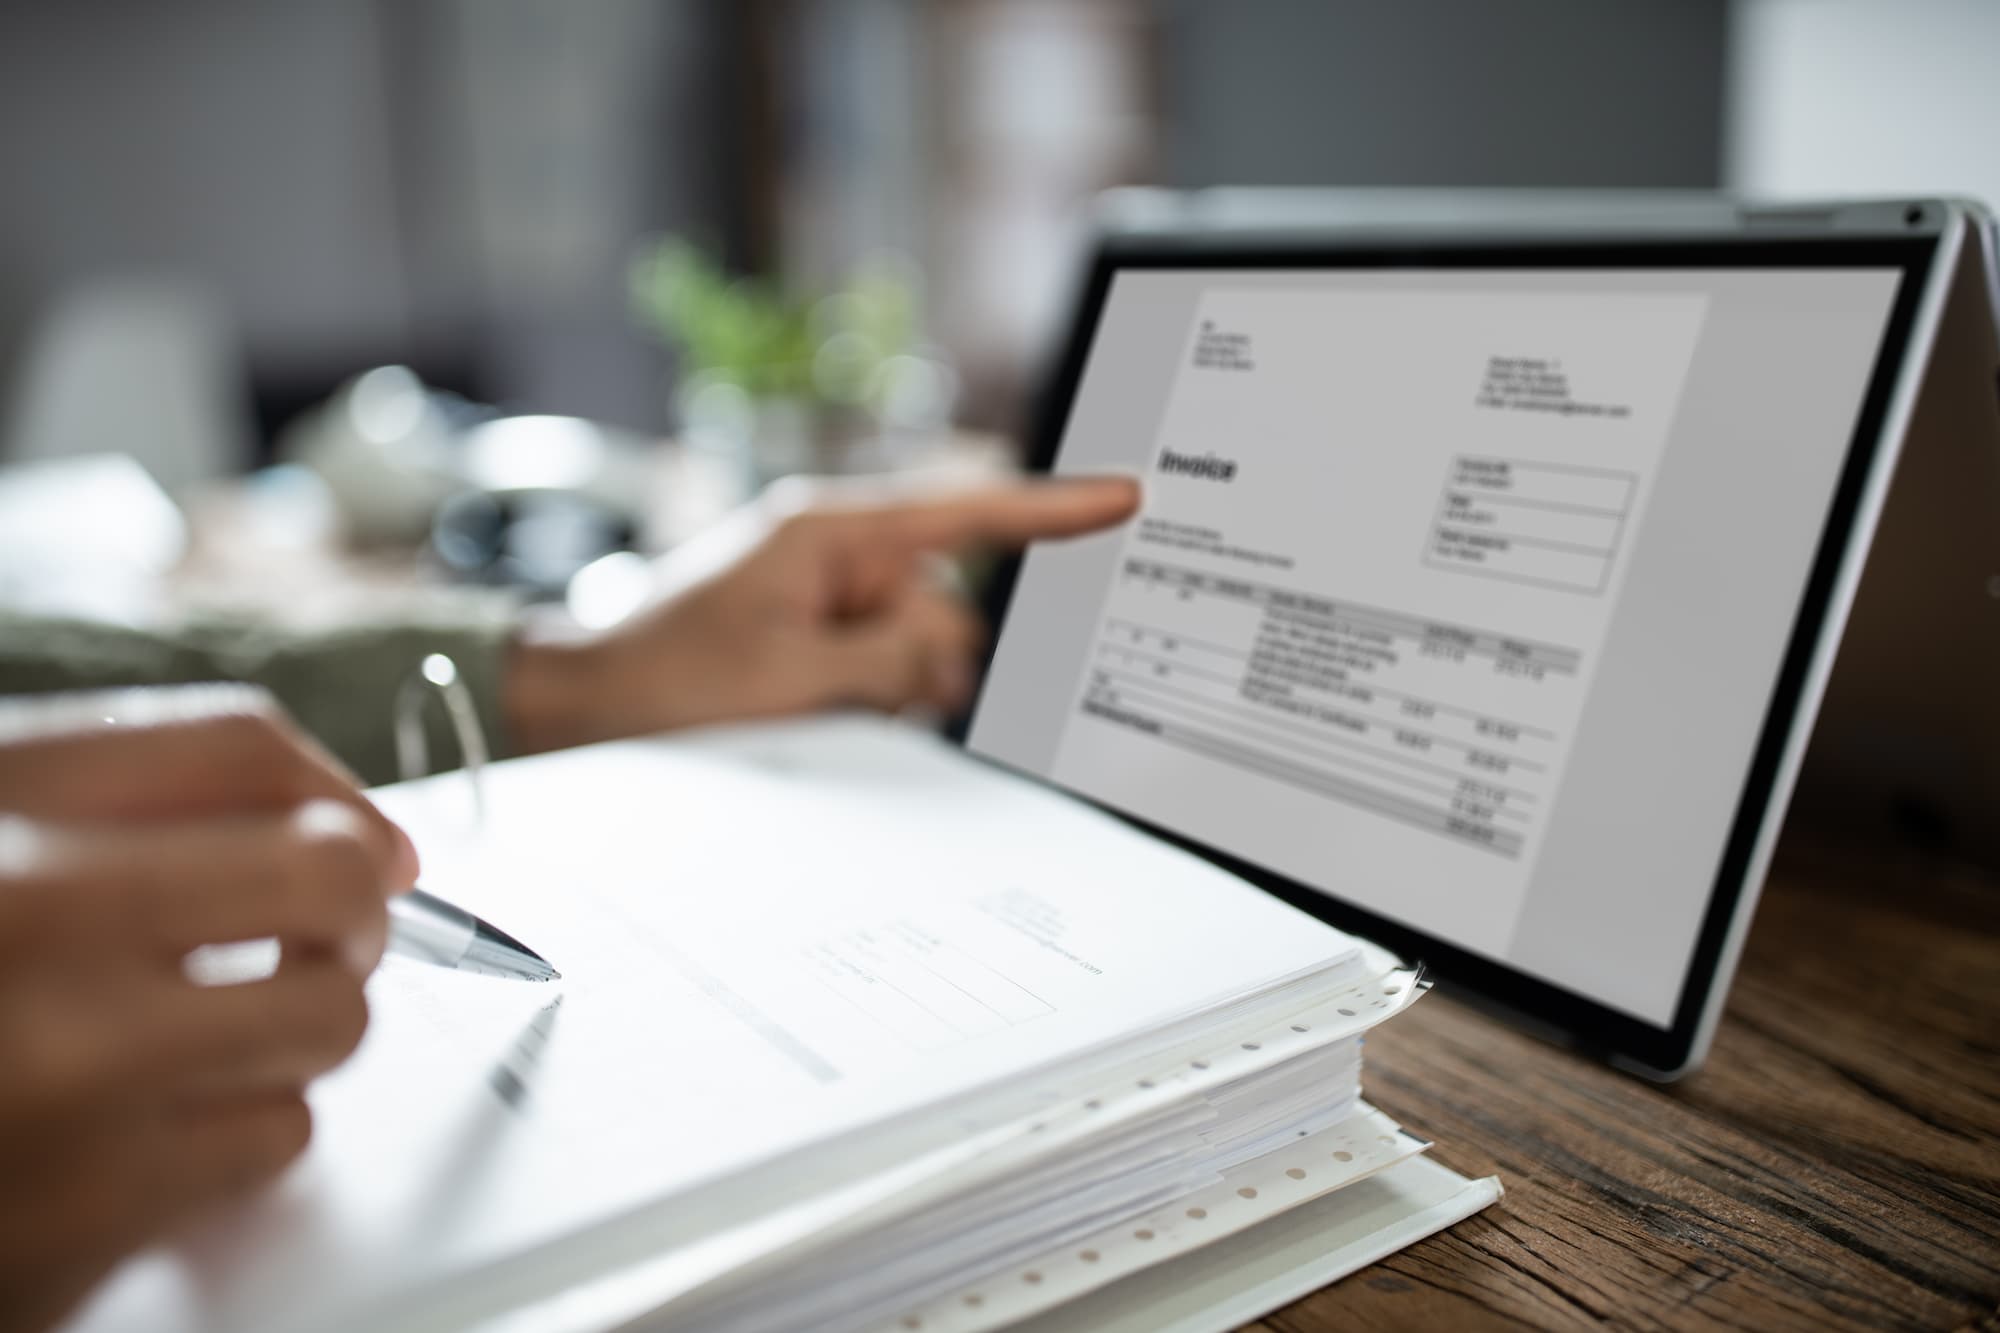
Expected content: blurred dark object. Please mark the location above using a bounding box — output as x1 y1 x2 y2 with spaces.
1152 0 1725 190
431 489 634 601
275 366 663 590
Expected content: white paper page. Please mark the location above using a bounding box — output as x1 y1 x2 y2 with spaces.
1049 287 1708 955
65 717 1365 1333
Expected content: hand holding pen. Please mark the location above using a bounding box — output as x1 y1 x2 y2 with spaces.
0 687 442 1329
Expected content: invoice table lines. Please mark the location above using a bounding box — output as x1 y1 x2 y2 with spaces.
1081 698 1526 858
1093 645 1550 777
1094 668 1537 820
1083 556 1578 856
1102 615 1560 744
1121 558 1583 675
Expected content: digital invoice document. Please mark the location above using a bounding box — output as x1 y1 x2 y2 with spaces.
970 266 1904 1027
1058 287 1708 950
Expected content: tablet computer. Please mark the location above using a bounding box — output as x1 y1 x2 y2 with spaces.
958 199 1987 1079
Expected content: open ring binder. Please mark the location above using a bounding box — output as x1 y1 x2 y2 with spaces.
393 652 490 824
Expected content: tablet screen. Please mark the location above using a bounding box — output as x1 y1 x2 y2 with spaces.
967 246 1919 1042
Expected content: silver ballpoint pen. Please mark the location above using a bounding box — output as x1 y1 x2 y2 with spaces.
387 887 561 982
387 655 558 983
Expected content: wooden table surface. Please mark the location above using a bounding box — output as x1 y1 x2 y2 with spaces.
1259 834 2000 1332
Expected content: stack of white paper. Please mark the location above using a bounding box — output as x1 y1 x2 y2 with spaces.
64 717 1494 1333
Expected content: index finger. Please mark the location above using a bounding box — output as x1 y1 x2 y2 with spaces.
822 475 1141 554
0 686 419 885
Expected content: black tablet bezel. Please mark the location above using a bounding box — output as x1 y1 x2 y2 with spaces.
952 231 1937 1075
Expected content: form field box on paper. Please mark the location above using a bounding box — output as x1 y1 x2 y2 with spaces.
1448 457 1634 513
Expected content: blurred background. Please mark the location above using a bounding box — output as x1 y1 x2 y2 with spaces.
0 0 1993 623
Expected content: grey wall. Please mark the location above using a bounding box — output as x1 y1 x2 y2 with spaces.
1157 0 1727 189
0 0 1734 455
0 0 729 444
0 3 412 387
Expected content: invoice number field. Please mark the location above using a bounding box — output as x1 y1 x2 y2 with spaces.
1425 456 1639 594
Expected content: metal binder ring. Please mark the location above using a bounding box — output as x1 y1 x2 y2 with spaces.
393 653 490 827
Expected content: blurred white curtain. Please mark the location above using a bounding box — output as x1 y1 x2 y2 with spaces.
1728 0 2000 211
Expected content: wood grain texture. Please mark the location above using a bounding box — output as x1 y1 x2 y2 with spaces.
1262 835 2000 1331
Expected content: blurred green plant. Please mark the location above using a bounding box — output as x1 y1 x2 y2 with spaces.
629 238 922 413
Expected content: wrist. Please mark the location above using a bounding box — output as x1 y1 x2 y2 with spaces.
502 622 610 755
